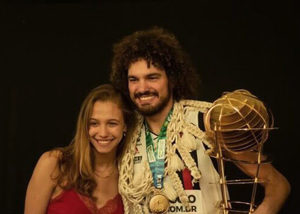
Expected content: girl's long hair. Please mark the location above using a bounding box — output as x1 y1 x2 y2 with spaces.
52 84 137 198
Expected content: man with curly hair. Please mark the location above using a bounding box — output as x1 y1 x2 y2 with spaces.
110 26 290 214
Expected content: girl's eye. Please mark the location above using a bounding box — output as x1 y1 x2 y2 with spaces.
108 122 118 127
89 122 98 127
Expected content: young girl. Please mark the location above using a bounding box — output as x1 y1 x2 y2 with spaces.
25 84 137 214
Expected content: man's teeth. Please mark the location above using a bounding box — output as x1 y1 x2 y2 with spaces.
140 95 154 101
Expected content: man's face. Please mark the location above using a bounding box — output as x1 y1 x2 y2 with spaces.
127 59 173 116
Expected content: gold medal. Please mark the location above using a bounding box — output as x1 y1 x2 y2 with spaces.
149 192 169 214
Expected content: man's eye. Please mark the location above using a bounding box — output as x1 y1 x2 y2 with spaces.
149 76 158 80
128 78 137 82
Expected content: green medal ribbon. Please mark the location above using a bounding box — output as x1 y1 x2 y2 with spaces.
145 108 173 189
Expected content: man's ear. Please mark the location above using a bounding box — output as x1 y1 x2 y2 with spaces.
168 80 175 91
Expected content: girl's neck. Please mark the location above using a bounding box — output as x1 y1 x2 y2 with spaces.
94 152 117 169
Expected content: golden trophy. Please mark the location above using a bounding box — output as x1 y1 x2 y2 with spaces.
204 89 276 213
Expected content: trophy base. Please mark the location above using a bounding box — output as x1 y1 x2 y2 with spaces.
220 200 257 214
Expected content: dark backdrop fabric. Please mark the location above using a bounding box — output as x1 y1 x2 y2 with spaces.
1 1 298 213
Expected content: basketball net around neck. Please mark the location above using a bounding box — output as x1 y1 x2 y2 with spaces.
118 100 215 214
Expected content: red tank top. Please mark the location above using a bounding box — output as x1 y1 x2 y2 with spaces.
47 189 124 214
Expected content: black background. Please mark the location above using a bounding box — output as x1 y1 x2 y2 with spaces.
1 0 298 213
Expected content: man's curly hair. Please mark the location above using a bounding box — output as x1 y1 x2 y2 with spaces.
110 26 200 102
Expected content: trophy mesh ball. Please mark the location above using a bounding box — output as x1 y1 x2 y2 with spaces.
204 89 273 153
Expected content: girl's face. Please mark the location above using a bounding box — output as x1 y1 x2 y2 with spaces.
88 100 126 155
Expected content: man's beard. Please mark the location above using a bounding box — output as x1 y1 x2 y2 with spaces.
133 89 172 116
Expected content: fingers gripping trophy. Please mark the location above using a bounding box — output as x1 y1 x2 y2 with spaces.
204 89 275 214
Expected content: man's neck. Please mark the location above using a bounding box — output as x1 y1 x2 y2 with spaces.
145 102 173 135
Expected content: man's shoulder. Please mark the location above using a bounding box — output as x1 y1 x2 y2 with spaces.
177 100 207 131
179 99 213 110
